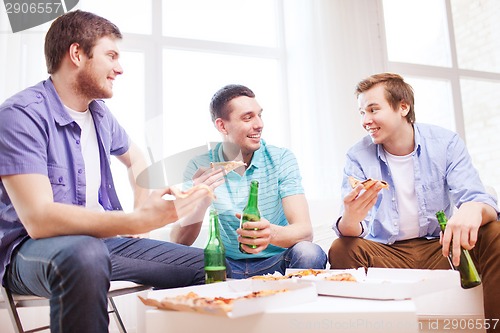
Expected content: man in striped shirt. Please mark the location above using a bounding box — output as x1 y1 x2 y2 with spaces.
171 84 326 278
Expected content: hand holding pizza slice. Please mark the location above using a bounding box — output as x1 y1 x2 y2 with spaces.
170 183 216 200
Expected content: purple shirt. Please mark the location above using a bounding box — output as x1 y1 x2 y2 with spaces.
0 78 130 281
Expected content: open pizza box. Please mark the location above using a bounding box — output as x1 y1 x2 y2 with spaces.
139 279 317 318
285 267 456 300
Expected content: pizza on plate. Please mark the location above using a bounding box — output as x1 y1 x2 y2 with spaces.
139 289 288 315
210 160 247 172
324 272 357 282
348 176 389 190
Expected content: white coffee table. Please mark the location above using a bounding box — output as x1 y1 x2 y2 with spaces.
138 293 419 333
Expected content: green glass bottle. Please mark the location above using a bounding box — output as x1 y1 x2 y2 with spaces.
204 209 226 284
239 180 261 253
435 210 481 289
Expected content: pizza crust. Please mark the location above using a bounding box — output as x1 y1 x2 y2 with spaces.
210 160 247 172
139 289 288 315
251 269 326 280
348 176 389 190
170 183 216 200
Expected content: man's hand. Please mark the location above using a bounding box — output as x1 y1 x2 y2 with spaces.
192 166 226 189
170 166 226 244
236 213 271 254
134 186 214 233
338 182 383 236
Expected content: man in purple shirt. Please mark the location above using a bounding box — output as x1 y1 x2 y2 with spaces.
0 10 212 332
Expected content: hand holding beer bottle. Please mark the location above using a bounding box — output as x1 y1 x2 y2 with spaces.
239 180 261 253
436 210 481 289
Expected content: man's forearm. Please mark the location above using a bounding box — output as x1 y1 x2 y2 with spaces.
170 222 202 246
337 216 363 237
269 223 313 248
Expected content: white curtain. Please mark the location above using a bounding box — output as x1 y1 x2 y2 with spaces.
283 0 385 208
0 30 47 102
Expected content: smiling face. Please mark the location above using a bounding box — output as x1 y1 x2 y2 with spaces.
75 36 123 100
215 95 264 161
358 84 414 154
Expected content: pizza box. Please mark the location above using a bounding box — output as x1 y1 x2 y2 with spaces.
286 267 454 300
139 279 317 318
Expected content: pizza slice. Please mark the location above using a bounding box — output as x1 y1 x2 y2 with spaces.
285 269 325 278
324 272 357 282
348 176 389 190
210 160 247 173
170 183 216 200
138 289 289 315
250 269 326 280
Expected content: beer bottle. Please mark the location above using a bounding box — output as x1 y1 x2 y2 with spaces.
239 180 260 253
204 209 226 283
435 210 481 289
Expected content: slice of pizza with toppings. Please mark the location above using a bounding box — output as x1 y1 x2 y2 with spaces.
285 269 325 278
139 289 289 315
324 272 357 282
348 176 389 190
210 160 247 173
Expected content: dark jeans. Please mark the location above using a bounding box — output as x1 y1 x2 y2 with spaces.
227 241 327 279
328 221 500 333
4 236 205 333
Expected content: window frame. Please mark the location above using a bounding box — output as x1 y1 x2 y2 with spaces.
379 0 500 142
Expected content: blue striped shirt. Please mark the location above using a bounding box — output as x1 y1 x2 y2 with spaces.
184 140 304 260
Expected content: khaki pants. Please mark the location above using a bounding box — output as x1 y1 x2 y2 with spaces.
329 221 500 332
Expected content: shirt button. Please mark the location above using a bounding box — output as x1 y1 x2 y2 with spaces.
36 94 42 99
58 176 63 183
78 169 83 174
76 139 80 145
108 184 112 189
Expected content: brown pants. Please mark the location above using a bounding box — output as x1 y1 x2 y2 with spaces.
329 221 500 332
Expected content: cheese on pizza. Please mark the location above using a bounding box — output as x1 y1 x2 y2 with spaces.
324 272 357 282
139 289 288 314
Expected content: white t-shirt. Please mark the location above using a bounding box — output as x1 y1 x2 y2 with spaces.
385 149 419 240
66 107 104 212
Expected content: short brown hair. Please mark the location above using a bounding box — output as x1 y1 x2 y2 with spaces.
209 84 255 122
355 73 415 124
44 10 122 74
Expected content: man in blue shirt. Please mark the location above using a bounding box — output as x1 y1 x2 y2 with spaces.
170 84 327 278
329 73 500 329
0 11 212 332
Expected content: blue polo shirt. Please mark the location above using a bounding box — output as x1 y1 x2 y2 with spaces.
0 78 129 282
184 140 304 260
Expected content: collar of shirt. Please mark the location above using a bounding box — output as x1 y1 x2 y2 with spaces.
45 78 107 128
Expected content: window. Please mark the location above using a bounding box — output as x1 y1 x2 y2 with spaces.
382 0 500 195
75 0 286 211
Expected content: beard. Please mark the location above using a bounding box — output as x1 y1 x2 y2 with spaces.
75 62 113 100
